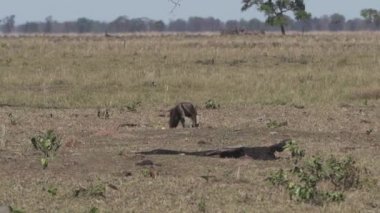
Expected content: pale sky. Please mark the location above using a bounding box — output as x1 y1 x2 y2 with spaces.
0 0 378 24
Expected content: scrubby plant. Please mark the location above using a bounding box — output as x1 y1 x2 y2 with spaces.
74 182 106 198
89 207 100 213
197 196 207 213
126 100 141 112
204 99 220 109
266 119 288 129
284 139 305 162
31 130 61 169
43 185 58 196
9 206 25 213
268 141 365 205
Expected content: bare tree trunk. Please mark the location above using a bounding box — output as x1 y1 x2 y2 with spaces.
280 24 286 35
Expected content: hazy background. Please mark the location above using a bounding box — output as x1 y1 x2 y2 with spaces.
0 0 378 23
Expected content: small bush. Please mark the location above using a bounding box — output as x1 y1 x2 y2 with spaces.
205 99 220 109
89 207 100 213
126 100 141 112
197 196 207 213
284 140 305 161
43 186 58 196
31 130 61 157
74 182 106 198
268 141 365 205
9 206 25 213
266 120 288 129
31 130 61 169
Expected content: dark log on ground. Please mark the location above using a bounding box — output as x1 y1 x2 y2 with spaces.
137 139 291 160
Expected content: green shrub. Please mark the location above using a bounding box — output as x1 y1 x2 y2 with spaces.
268 141 364 205
205 99 220 109
74 182 106 198
126 100 141 112
31 130 61 169
266 120 288 129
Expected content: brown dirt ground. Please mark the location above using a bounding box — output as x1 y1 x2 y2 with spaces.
0 103 379 212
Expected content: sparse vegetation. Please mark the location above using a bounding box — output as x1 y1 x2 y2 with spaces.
266 119 288 129
97 108 110 119
205 99 220 109
126 100 141 112
74 182 106 198
197 196 207 213
8 113 17 125
0 33 379 212
9 206 25 213
0 33 378 108
31 130 61 169
43 186 58 196
89 207 100 213
268 141 366 205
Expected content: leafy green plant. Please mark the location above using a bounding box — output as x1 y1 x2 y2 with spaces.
284 139 305 161
89 207 100 213
324 156 361 190
366 128 373 135
31 130 61 169
74 182 106 198
197 196 207 213
126 100 141 112
205 99 220 109
43 185 58 196
48 187 58 196
266 120 288 129
268 141 364 205
267 169 287 186
9 206 25 213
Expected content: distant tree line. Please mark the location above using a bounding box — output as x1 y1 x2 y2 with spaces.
1 9 380 34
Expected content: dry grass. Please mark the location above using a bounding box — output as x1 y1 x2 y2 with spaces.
0 32 379 108
0 32 379 212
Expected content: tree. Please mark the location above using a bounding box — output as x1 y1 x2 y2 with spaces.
76 17 94 33
1 15 16 33
168 19 187 32
225 20 240 31
328 13 345 31
152 20 166 32
108 16 129 32
361 8 380 29
44 16 54 33
247 18 265 30
19 22 40 33
241 0 310 35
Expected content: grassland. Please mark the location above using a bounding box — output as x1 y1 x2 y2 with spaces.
0 32 379 108
0 32 379 212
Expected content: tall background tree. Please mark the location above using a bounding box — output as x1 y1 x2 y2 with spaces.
328 13 345 31
1 15 16 33
361 8 380 29
241 0 310 35
44 16 54 33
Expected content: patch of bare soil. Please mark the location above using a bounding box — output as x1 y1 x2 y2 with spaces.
0 103 379 212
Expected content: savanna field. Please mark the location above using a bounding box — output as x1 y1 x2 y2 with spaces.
0 32 379 212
